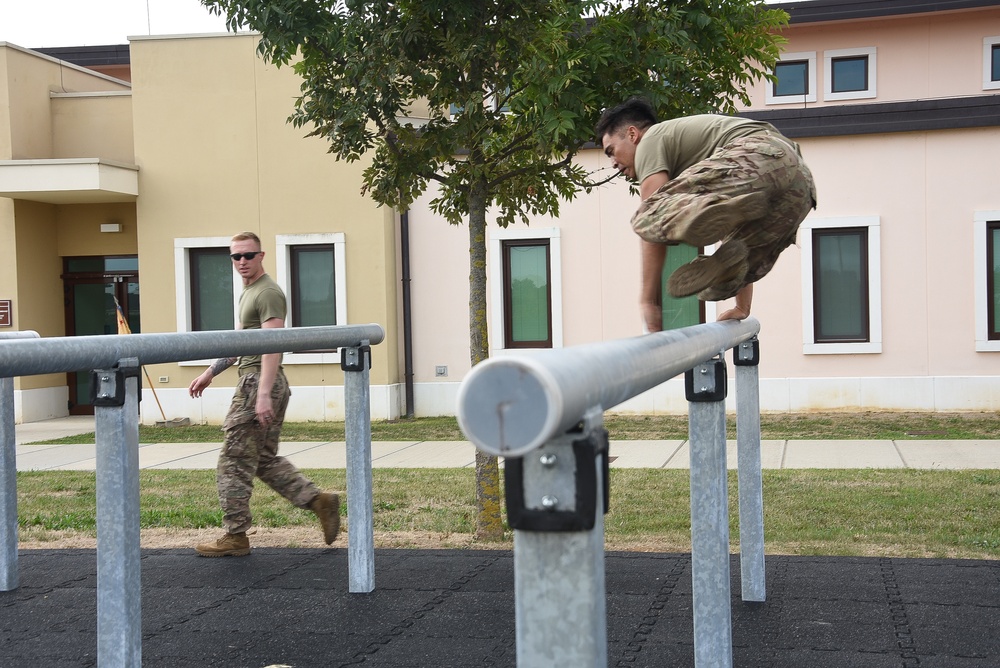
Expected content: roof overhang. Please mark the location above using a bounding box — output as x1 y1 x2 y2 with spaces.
0 158 138 204
776 0 1000 24
740 94 1000 138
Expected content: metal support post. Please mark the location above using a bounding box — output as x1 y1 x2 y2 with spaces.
342 344 374 593
94 358 142 667
509 408 609 668
0 375 16 591
686 357 733 668
734 338 765 602
0 330 39 592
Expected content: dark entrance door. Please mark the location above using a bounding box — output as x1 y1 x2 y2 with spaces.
62 256 140 415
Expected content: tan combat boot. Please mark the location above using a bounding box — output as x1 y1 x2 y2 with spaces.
310 492 341 545
195 532 250 558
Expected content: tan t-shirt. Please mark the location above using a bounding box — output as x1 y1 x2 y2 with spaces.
634 115 778 183
237 272 286 373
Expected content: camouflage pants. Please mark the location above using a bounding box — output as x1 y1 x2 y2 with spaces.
217 369 319 534
631 131 817 295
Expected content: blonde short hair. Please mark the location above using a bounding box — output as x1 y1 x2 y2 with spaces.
231 231 262 247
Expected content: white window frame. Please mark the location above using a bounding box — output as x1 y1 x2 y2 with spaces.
800 216 882 355
489 227 563 352
174 236 242 366
974 211 1000 352
824 47 877 101
274 233 348 365
984 36 1000 91
765 51 817 106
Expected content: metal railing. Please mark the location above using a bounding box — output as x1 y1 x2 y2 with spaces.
0 324 384 667
457 318 765 668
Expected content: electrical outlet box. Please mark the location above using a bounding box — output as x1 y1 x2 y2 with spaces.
435 365 448 377
158 376 169 383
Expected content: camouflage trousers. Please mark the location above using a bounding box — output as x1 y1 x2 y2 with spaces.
631 131 817 298
217 369 319 534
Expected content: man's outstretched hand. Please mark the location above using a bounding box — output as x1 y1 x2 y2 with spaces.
717 284 753 322
717 305 749 321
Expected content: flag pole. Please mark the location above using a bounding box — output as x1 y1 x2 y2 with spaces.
114 298 167 422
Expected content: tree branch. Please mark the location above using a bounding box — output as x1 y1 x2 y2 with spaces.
487 152 576 190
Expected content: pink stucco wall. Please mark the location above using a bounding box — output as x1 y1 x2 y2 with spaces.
404 4 1000 414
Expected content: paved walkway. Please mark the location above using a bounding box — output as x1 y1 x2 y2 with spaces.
12 416 1000 470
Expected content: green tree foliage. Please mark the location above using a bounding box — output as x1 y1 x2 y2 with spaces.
204 0 788 538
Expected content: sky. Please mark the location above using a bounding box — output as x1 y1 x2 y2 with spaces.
0 0 809 50
0 0 230 49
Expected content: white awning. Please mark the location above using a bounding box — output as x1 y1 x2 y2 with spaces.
0 158 138 204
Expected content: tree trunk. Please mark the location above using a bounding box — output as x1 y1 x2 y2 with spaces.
468 180 503 540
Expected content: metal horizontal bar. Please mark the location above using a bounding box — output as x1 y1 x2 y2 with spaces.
0 324 385 378
0 331 40 341
457 318 760 457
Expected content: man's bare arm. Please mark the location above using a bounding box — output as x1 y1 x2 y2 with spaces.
209 356 237 377
637 170 672 331
254 318 284 427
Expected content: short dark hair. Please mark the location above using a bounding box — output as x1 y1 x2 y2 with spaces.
595 97 658 145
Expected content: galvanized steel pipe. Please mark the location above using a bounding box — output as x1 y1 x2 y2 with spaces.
1 330 39 591
0 324 385 377
457 318 760 457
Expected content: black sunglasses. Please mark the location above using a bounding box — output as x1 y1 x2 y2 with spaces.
230 251 262 261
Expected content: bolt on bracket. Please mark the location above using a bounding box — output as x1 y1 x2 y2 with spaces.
90 361 142 408
685 356 727 403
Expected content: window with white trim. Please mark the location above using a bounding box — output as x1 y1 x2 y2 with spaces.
766 51 817 105
174 237 240 334
824 47 876 101
800 216 882 354
984 36 1000 90
489 227 562 351
274 233 347 364
974 211 1000 351
174 237 242 366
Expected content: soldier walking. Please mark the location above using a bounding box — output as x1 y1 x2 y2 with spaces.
188 231 340 557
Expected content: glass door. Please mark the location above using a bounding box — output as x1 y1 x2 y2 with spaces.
63 257 140 414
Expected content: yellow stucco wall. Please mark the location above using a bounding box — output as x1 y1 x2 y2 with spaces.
1 46 136 396
1 46 130 161
130 34 399 391
55 203 138 257
52 93 134 162
13 201 67 390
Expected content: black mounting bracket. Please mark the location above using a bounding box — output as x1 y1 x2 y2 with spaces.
685 356 727 403
90 362 142 407
340 344 372 372
733 337 760 367
505 427 610 532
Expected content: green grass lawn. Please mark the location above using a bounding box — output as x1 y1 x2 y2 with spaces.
16 467 1000 560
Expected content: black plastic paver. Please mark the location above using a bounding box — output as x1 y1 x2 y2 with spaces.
1 548 997 667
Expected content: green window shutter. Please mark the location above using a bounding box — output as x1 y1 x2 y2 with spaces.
190 248 234 332
990 224 1000 338
773 60 808 97
661 243 702 330
814 229 868 342
291 245 337 327
831 55 868 93
503 241 551 347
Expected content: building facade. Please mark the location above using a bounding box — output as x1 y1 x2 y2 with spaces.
405 0 1000 415
1 0 998 423
1 35 402 423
